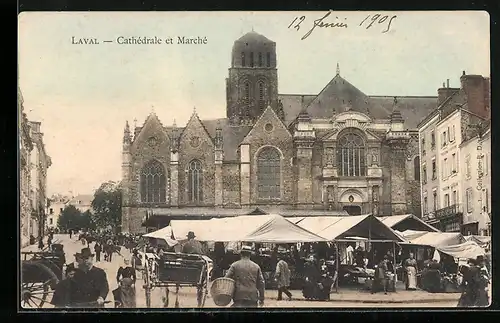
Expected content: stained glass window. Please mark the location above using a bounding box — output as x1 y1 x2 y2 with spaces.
188 159 203 203
140 160 167 203
257 147 281 200
337 132 366 176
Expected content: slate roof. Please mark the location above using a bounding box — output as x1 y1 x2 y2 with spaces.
132 75 438 162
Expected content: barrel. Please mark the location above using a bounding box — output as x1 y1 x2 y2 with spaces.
210 278 235 306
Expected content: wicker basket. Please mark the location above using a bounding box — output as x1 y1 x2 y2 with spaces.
210 278 235 306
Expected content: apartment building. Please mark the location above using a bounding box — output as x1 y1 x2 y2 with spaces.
418 72 489 233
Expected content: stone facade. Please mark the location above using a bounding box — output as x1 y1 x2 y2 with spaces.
19 88 33 247
28 121 51 239
121 31 440 233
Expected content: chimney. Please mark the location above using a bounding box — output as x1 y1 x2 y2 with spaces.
460 72 489 119
437 80 458 106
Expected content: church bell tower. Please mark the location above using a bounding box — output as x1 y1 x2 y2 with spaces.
226 31 282 126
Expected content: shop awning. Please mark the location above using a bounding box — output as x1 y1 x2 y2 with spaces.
294 214 404 242
436 240 485 259
464 235 491 246
242 214 328 243
142 226 178 247
377 214 440 232
399 230 465 247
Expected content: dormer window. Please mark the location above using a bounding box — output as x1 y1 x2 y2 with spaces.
258 52 263 67
250 52 254 67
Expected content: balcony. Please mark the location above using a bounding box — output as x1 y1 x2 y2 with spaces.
435 203 462 220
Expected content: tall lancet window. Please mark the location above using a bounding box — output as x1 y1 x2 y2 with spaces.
257 147 281 200
241 52 246 66
140 160 167 203
187 159 203 203
258 81 266 101
337 132 366 177
244 81 251 99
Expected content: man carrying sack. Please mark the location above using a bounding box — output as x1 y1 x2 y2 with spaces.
225 245 265 308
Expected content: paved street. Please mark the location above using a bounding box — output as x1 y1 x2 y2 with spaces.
22 234 461 309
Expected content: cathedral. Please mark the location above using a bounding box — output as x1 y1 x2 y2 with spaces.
121 31 437 233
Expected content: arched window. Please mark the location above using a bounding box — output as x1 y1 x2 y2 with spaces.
258 52 263 67
243 81 250 99
257 147 281 200
250 52 254 67
241 52 246 66
258 81 266 101
266 52 271 67
337 132 366 176
140 160 167 203
414 156 421 181
187 159 203 203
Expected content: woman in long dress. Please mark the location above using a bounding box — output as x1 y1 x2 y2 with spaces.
404 252 418 290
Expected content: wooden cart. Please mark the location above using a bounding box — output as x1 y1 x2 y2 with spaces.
21 249 65 308
141 251 212 308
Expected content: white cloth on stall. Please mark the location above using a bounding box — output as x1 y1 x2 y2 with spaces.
346 245 354 265
432 249 441 262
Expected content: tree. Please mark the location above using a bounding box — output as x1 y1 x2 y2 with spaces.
57 205 81 231
57 206 96 232
91 181 122 232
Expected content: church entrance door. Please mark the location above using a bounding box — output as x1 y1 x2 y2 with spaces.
343 205 362 215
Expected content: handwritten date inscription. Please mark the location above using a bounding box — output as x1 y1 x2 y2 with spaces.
289 11 397 40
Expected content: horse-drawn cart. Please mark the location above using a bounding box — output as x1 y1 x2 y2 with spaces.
21 248 65 308
141 251 212 308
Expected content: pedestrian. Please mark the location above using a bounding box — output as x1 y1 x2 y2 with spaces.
112 277 136 308
52 248 109 308
275 254 292 301
116 259 136 286
404 252 418 290
476 256 490 306
225 245 265 308
38 236 44 250
372 255 389 294
68 248 109 308
94 242 102 262
69 229 72 239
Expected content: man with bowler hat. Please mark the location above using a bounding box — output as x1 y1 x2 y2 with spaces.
225 245 265 308
182 231 206 255
68 247 109 308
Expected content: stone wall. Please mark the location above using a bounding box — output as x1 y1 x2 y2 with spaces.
222 163 241 206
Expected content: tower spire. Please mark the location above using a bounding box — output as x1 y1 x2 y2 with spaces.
336 62 340 76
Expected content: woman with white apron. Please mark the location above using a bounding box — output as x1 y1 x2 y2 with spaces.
404 252 418 290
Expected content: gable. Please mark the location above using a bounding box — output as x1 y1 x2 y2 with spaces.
131 113 171 151
306 75 371 119
178 112 214 149
241 106 292 144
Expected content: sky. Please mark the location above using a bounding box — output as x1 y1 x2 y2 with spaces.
18 11 490 196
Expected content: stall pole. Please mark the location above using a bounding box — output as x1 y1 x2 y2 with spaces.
392 241 397 292
335 242 339 293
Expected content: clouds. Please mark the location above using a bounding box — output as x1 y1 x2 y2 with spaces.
18 11 489 194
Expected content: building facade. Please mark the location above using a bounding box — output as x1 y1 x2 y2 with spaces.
28 121 51 239
460 123 491 236
419 73 490 233
121 31 439 233
47 194 70 229
19 88 34 247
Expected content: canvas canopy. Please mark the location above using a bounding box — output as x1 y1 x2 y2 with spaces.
242 214 328 243
378 214 439 232
399 230 465 247
464 235 491 247
148 214 327 243
294 214 404 242
142 226 178 247
436 240 485 259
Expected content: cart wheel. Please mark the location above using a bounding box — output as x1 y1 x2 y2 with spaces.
21 262 59 308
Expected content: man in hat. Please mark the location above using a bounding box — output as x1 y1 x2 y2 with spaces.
181 231 206 255
225 245 265 308
67 247 109 308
